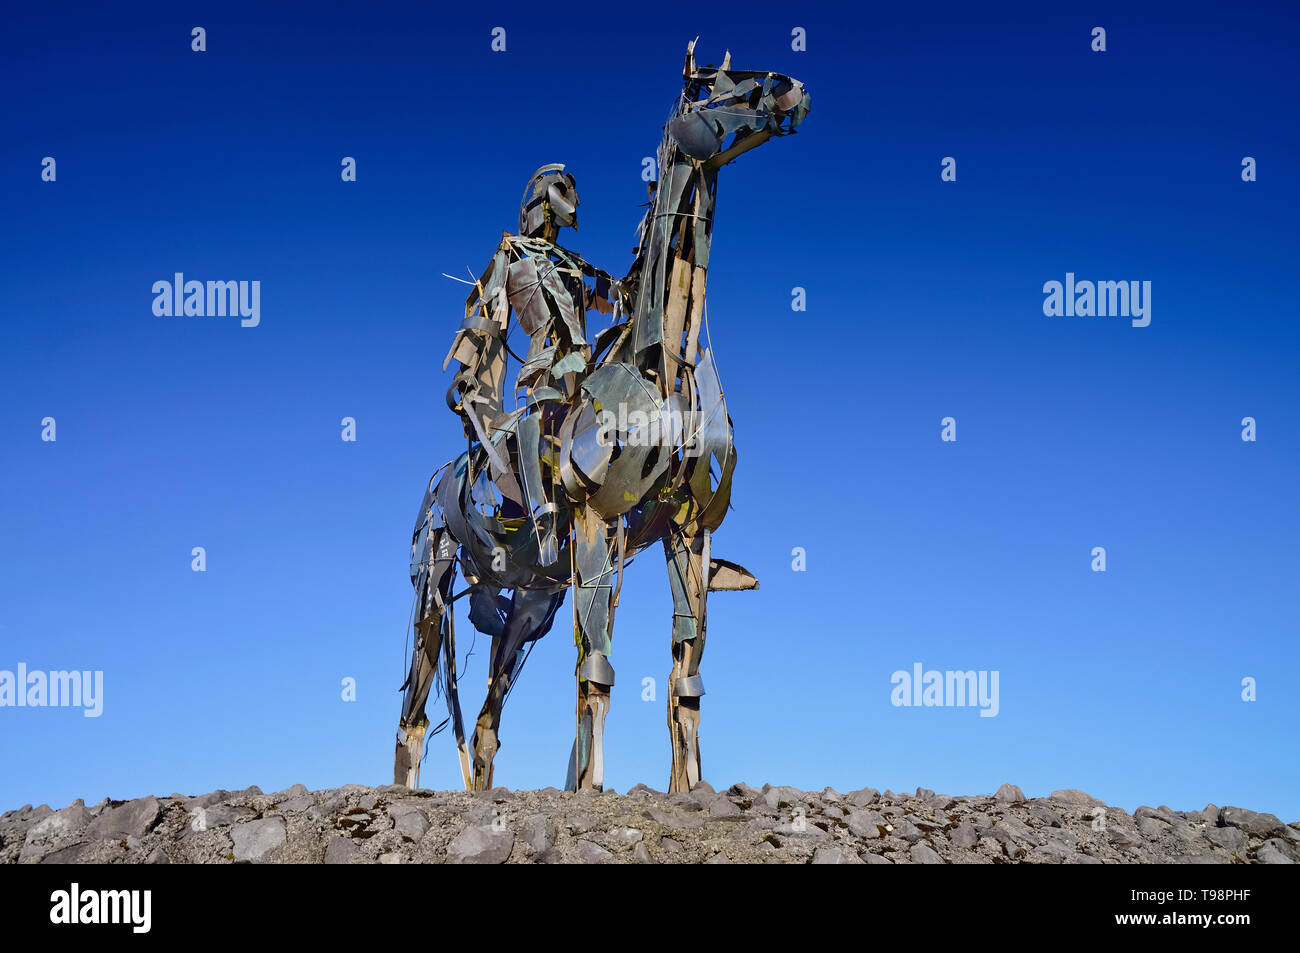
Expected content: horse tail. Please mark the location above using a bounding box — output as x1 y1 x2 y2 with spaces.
402 461 473 789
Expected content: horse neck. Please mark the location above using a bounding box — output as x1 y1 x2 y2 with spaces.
629 151 718 398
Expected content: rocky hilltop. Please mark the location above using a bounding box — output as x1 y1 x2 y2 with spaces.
3 782 1296 864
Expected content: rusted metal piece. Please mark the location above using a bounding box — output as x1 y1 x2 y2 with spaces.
394 42 808 793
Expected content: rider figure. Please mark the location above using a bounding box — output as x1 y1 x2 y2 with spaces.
443 164 620 462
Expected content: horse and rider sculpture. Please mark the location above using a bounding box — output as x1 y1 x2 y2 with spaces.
394 41 810 794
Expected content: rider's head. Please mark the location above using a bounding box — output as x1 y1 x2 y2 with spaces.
519 163 579 239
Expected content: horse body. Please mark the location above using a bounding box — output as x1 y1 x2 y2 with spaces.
395 42 809 793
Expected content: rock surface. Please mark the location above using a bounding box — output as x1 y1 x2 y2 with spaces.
2 783 1294 864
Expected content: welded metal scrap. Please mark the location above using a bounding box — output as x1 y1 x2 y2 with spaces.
394 42 808 795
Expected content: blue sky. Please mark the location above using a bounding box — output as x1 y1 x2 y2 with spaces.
2 1 1297 819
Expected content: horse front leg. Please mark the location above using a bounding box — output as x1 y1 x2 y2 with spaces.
470 585 566 790
665 529 709 793
566 509 618 791
469 635 508 792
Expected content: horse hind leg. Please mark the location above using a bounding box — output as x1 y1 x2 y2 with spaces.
394 527 459 789
394 618 439 788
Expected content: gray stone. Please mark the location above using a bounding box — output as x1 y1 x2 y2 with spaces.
314 794 346 819
188 791 230 809
811 846 862 864
992 815 1040 847
950 822 979 849
1220 807 1285 838
644 806 705 830
994 784 1025 804
1205 826 1247 852
1026 841 1073 864
609 827 643 846
1109 828 1142 850
1258 838 1298 863
910 842 944 864
564 811 600 833
230 817 286 862
1136 805 1180 826
324 836 360 864
1137 816 1170 839
774 816 828 839
667 793 704 811
762 786 803 809
575 840 614 863
863 851 893 864
707 796 740 817
39 843 87 864
633 842 653 864
1049 789 1105 808
24 803 91 847
846 787 880 807
189 804 252 830
1256 842 1294 864
1028 804 1063 828
87 797 161 840
891 819 924 844
394 810 429 841
447 825 514 864
463 804 496 825
847 810 885 838
521 814 554 853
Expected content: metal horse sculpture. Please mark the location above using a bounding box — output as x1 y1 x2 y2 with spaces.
395 42 809 794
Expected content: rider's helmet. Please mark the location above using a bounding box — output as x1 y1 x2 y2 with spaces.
519 163 579 237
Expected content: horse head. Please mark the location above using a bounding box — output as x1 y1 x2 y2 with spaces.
667 38 811 167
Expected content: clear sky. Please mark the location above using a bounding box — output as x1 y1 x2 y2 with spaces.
2 1 1297 820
